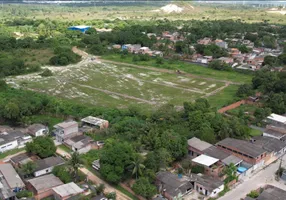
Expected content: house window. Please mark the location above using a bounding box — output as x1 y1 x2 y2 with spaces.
200 187 202 190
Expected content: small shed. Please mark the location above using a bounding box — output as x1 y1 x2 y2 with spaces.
81 116 109 130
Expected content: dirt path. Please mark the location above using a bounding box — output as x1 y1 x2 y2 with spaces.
73 82 157 105
203 82 230 98
56 147 131 200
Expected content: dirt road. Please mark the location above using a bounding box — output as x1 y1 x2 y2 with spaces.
56 147 132 200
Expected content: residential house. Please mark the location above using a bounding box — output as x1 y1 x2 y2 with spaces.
266 113 286 128
26 174 63 200
54 121 79 143
0 176 16 200
244 185 286 200
263 127 286 140
230 48 242 57
0 131 32 153
122 44 141 53
197 38 212 45
64 134 96 154
27 124 49 137
33 156 65 177
218 57 234 64
196 57 208 64
236 64 258 71
188 137 212 157
251 136 286 159
216 138 267 167
152 51 163 57
112 44 121 49
52 182 84 200
156 171 193 200
215 39 228 49
139 47 151 54
81 116 109 131
190 174 224 198
203 146 242 167
191 154 225 179
0 163 25 191
10 153 33 167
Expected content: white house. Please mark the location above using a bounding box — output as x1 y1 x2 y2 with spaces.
33 157 65 177
0 131 32 153
27 124 49 137
191 174 224 198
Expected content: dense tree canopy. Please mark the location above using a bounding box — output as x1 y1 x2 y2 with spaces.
26 136 56 158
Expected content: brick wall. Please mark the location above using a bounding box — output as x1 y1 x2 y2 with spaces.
218 100 246 113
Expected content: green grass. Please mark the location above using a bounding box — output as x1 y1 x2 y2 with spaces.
58 144 72 153
207 85 239 109
0 148 25 159
10 60 232 109
250 128 262 137
101 54 252 83
115 185 139 200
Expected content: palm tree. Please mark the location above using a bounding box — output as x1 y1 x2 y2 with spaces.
96 184 105 195
130 154 145 179
68 152 82 182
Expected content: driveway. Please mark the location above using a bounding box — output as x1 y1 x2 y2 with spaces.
219 154 286 200
56 147 131 200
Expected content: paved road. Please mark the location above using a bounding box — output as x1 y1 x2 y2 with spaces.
219 154 286 200
56 148 131 200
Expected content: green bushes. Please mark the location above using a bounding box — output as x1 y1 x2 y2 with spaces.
52 165 73 183
49 47 81 66
16 190 33 198
40 69 53 77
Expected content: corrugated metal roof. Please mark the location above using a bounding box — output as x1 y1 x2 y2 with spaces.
53 182 83 197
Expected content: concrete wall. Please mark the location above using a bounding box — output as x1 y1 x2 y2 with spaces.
188 146 203 157
194 182 224 197
0 140 18 153
209 184 224 198
34 166 54 177
72 145 91 154
35 129 47 137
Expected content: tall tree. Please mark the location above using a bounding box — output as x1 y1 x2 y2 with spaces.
68 152 83 182
129 154 145 179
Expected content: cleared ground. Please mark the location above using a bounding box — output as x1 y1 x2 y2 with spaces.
7 58 228 109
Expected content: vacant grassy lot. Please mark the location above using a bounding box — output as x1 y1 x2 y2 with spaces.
1 3 285 25
101 54 252 84
7 59 233 109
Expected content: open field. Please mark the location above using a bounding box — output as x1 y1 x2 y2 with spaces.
6 57 234 109
0 3 285 24
101 54 252 84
